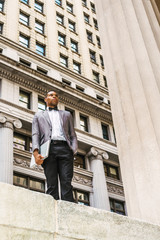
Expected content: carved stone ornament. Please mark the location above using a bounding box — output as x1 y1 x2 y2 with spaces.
73 174 92 187
87 147 109 161
107 183 124 196
13 158 43 172
13 119 22 129
0 116 6 123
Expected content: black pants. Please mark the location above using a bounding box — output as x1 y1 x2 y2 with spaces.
42 141 74 202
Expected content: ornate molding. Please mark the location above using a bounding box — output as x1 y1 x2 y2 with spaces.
13 158 44 172
73 174 92 187
107 183 124 196
0 114 22 130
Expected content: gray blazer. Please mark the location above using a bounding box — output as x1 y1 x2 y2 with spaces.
32 110 78 154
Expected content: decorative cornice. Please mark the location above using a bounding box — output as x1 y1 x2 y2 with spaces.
73 173 92 187
0 62 113 123
13 158 44 172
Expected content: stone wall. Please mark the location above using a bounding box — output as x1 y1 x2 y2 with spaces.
0 183 160 240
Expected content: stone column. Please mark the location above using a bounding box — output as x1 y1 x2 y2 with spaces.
0 115 22 184
94 0 160 225
87 147 110 211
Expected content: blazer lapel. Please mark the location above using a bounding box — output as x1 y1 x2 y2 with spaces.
43 110 52 127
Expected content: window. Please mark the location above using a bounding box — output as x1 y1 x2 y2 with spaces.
104 163 120 180
35 1 43 13
73 189 89 205
100 55 104 67
71 39 78 53
36 42 45 56
56 12 64 25
76 85 84 92
89 50 96 63
102 123 110 140
37 66 48 75
73 61 81 74
13 173 45 193
19 12 29 26
74 154 85 169
19 90 30 109
68 20 76 32
80 115 88 132
0 23 3 34
96 36 101 48
86 30 93 42
55 0 62 6
82 0 87 7
110 198 125 215
19 58 31 67
66 2 73 13
60 54 68 67
97 95 104 101
90 2 96 13
0 0 4 12
65 107 74 118
35 20 44 34
58 32 66 46
62 79 71 86
93 18 98 29
20 0 29 4
19 34 29 48
13 133 32 152
84 13 90 24
38 97 46 111
92 71 99 83
103 76 108 87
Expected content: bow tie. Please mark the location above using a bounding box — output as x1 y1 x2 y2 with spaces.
48 107 58 111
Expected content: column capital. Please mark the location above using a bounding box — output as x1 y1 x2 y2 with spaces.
87 147 109 161
0 114 22 130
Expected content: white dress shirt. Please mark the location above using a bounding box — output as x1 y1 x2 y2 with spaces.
47 108 66 141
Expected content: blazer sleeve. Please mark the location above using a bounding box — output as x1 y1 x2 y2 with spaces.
68 113 78 154
32 114 40 152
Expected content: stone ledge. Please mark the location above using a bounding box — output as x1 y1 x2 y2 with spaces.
0 182 160 240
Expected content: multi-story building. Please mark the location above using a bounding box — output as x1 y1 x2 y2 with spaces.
0 0 126 215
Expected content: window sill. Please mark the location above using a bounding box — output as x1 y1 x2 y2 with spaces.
19 21 32 30
69 29 78 35
82 4 89 10
35 30 47 37
19 1 31 8
0 11 5 15
87 40 95 46
71 50 81 56
90 60 99 66
55 3 64 10
58 43 68 50
67 10 75 17
34 9 46 16
57 22 66 28
84 22 92 27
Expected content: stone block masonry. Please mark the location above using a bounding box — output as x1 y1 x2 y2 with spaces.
0 182 160 240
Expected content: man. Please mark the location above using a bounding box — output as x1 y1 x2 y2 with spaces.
32 90 78 202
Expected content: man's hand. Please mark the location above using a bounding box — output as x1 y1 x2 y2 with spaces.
33 149 44 165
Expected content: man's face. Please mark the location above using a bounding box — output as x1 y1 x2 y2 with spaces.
45 91 59 107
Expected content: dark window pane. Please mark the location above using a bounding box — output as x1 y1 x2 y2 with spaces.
35 21 44 34
0 0 4 12
102 124 109 140
56 13 64 25
67 2 73 13
60 54 68 67
80 115 88 132
55 0 62 6
20 0 29 4
19 90 30 109
0 23 3 34
74 154 85 169
19 34 29 48
68 20 76 32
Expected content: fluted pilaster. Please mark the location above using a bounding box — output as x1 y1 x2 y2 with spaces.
87 147 110 210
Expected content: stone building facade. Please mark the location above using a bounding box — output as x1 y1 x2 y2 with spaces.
0 0 126 215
